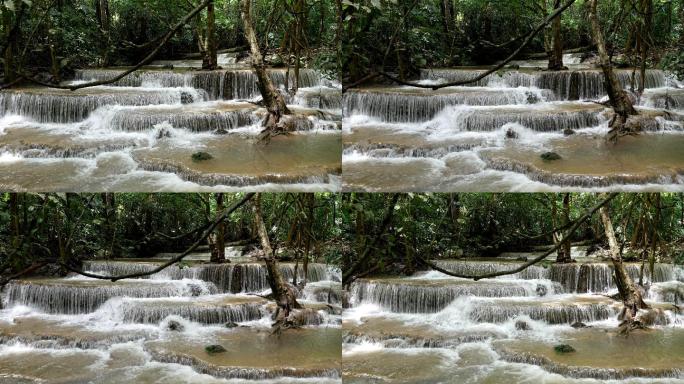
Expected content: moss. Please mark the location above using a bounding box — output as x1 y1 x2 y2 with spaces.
554 344 576 354
191 152 213 162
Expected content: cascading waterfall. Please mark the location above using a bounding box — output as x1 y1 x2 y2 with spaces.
1 66 340 191
0 87 206 123
343 88 555 122
83 260 336 293
0 258 342 381
4 279 217 314
344 65 684 191
344 259 684 381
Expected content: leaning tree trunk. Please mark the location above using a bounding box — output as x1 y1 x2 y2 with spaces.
252 194 301 333
210 193 226 263
240 0 291 140
202 0 218 70
599 203 649 333
548 0 564 70
588 0 638 141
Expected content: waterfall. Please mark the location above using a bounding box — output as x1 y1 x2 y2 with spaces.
350 279 554 313
115 299 265 324
343 88 555 122
0 87 206 123
4 279 217 314
468 301 616 324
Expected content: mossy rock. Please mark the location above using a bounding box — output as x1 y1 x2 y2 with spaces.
192 152 213 162
205 344 227 354
554 344 576 354
225 321 239 328
541 152 562 161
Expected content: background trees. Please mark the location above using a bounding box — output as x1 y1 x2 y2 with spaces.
0 0 341 84
342 0 684 83
340 193 684 283
0 193 343 280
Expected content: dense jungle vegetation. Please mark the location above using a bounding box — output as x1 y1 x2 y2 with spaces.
343 0 684 81
0 0 341 83
342 193 684 281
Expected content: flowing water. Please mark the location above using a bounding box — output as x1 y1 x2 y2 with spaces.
0 255 342 383
0 66 342 192
343 258 684 383
343 59 684 191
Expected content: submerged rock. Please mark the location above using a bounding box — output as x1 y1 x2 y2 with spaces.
536 284 548 297
166 320 185 332
554 344 576 354
515 320 531 331
191 152 213 162
180 91 194 104
205 344 227 354
563 128 575 136
225 321 239 328
505 128 519 139
571 321 588 328
540 152 562 161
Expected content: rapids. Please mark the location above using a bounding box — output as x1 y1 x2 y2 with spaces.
342 63 684 192
0 254 342 382
0 66 341 192
343 257 684 383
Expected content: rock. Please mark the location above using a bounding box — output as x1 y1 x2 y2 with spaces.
191 152 213 162
507 64 520 70
554 344 576 353
214 127 229 135
162 64 174 70
187 283 204 297
571 322 588 328
180 91 194 104
515 320 531 331
525 91 540 104
563 128 575 136
515 256 528 262
505 128 519 139
205 344 227 354
166 320 184 332
157 127 172 139
540 152 561 161
225 321 239 328
536 284 548 297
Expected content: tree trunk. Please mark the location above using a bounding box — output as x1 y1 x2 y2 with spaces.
240 0 290 140
588 0 638 141
599 202 649 332
548 0 564 70
2 5 16 82
95 0 111 67
202 0 218 70
638 0 652 94
557 193 572 262
252 194 301 333
210 193 226 263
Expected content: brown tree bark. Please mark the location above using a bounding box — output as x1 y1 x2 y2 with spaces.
588 0 639 141
548 0 564 70
95 0 111 67
202 0 218 70
240 0 291 141
252 194 302 333
637 0 652 94
599 202 649 332
554 193 572 263
210 193 226 263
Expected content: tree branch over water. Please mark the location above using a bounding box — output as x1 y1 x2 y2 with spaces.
416 192 619 281
60 193 255 282
18 0 213 91
343 0 577 92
